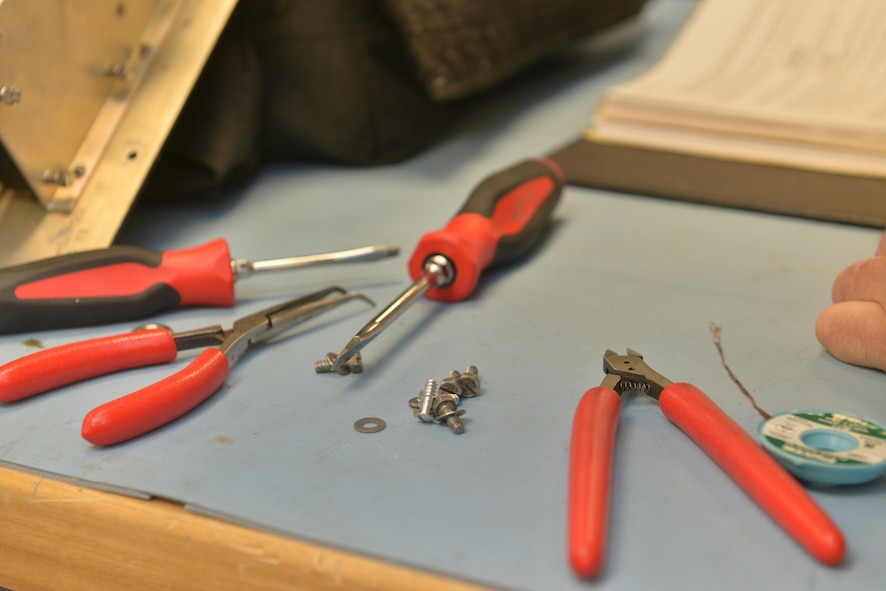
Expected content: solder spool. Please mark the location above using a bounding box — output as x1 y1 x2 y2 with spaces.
758 409 886 485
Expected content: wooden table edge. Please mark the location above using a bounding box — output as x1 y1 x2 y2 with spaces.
0 464 491 591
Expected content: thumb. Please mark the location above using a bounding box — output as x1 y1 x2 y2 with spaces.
816 300 886 372
831 256 886 306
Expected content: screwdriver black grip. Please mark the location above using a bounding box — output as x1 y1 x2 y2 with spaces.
408 158 564 301
0 240 235 334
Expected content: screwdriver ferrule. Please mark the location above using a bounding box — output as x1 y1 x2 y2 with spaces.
423 254 455 289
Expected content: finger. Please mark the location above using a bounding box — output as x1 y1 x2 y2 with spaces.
816 300 886 372
832 256 886 306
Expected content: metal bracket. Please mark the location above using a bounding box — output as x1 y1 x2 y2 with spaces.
0 0 238 266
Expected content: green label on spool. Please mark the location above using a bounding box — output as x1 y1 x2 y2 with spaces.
793 412 886 438
761 411 886 466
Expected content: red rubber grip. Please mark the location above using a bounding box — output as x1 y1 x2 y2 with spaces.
0 239 235 333
659 382 846 566
81 348 231 446
0 329 178 402
408 158 563 302
159 239 236 307
568 386 622 579
12 239 234 306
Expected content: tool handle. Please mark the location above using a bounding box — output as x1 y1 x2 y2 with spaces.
81 348 231 446
0 329 178 402
408 158 564 301
568 386 622 579
659 382 846 566
0 239 235 334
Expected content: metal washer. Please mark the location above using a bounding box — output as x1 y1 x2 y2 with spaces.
354 417 386 434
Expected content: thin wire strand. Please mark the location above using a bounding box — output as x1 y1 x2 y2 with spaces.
710 322 771 419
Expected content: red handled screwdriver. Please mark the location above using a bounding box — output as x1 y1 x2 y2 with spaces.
0 241 398 334
326 158 564 372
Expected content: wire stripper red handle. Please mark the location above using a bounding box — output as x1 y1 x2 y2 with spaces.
0 329 178 402
408 158 564 302
568 386 622 579
81 348 231 446
660 382 846 566
0 239 235 334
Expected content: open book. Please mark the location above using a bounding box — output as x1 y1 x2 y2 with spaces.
554 0 886 226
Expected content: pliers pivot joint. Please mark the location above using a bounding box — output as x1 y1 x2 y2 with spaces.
601 348 672 398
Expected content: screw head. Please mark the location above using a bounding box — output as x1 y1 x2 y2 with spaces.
459 366 479 396
440 369 462 396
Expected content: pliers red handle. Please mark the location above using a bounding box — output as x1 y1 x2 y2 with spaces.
568 349 846 579
0 287 371 446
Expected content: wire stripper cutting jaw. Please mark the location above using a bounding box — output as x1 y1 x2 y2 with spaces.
602 348 673 399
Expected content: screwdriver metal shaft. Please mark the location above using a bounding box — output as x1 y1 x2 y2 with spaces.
0 240 400 334
323 158 564 374
231 245 400 280
330 255 452 371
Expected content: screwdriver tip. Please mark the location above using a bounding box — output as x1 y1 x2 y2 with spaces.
330 336 363 372
372 245 400 258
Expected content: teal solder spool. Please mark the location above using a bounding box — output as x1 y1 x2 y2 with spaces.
758 409 886 486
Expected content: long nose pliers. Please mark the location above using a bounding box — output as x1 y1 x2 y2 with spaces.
0 286 371 446
568 349 846 579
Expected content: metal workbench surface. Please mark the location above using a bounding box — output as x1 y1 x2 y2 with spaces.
1 1 884 589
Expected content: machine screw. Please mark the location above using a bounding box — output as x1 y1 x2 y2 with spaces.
414 378 438 423
459 365 480 397
41 166 86 187
0 85 21 105
439 370 462 397
433 392 466 434
102 62 128 78
313 352 362 375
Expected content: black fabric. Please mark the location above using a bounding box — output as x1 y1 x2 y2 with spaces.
384 0 650 100
142 0 646 202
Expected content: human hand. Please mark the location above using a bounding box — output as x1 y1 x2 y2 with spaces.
816 231 886 371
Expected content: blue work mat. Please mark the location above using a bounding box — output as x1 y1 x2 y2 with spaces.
1 2 884 589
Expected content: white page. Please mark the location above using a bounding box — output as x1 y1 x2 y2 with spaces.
600 0 886 137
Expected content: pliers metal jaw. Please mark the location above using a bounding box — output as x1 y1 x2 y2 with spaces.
568 349 846 580
600 348 672 397
0 287 372 446
218 287 372 367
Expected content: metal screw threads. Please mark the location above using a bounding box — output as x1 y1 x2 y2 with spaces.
314 352 363 375
459 365 480 397
433 392 466 434
414 379 438 423
408 366 480 434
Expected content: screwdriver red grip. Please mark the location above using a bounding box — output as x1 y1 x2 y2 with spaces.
659 382 846 566
408 158 564 302
568 386 622 579
0 239 235 334
81 348 231 446
0 329 178 402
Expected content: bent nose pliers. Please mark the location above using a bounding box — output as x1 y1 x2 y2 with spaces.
568 349 846 579
0 287 371 446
